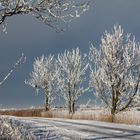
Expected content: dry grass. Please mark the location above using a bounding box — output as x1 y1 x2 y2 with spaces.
41 109 140 125
114 111 140 125
0 108 43 117
41 110 112 121
1 108 140 125
41 110 73 119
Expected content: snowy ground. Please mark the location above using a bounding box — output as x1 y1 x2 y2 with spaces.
0 116 140 140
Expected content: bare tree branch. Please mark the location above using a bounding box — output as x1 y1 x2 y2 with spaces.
0 53 26 86
0 0 91 32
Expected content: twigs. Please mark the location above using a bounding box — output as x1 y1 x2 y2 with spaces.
0 53 26 86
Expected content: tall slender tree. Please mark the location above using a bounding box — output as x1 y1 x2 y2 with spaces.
25 55 57 111
57 48 89 113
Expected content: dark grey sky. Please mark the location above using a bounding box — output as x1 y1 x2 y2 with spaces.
1 0 140 108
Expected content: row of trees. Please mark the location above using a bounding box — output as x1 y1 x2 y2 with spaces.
0 0 90 110
25 25 140 119
25 49 89 113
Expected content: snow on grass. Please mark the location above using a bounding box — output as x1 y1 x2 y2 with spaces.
0 116 63 140
0 116 89 140
0 116 36 139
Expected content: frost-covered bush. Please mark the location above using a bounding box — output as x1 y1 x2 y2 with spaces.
0 116 36 140
0 116 65 139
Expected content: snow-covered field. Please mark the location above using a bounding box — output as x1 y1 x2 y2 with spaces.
0 116 140 140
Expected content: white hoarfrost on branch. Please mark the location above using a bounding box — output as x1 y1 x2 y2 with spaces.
25 55 58 111
89 25 140 119
0 53 26 86
0 0 90 32
57 48 89 113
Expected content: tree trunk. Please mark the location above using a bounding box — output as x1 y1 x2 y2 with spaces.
71 102 75 114
111 86 116 122
45 95 49 111
68 100 72 114
68 87 72 114
44 82 50 111
111 108 115 122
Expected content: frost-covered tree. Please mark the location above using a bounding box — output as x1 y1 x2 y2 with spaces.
25 55 57 111
0 53 26 86
57 48 89 113
89 25 140 121
0 0 90 32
